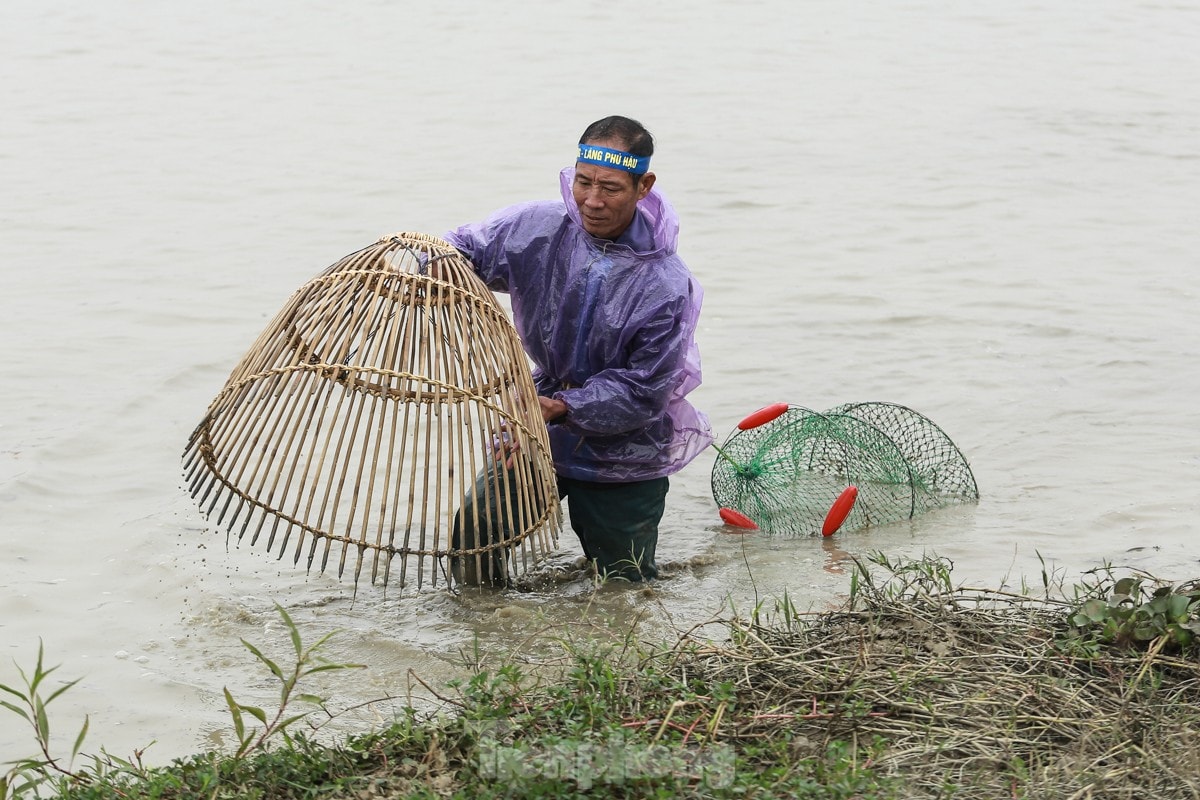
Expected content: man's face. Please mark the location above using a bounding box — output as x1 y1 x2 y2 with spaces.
571 141 654 240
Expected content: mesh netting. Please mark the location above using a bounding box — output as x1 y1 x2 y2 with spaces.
711 402 978 535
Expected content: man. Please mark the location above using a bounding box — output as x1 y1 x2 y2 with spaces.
446 115 712 584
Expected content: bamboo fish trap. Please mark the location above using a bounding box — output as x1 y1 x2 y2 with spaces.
183 233 560 592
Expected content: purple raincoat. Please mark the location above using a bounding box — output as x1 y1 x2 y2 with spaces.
445 167 713 482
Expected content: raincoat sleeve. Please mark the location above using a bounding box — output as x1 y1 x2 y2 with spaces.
556 283 696 436
444 203 548 293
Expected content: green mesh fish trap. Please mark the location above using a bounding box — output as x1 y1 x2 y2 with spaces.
711 402 978 536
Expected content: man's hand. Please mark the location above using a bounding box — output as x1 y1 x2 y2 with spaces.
488 423 520 469
539 396 568 423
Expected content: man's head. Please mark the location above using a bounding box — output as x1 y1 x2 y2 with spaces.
572 115 657 240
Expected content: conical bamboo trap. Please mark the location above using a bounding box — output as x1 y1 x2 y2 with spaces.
183 233 561 591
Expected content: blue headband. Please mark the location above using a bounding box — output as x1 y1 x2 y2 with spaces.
576 144 651 175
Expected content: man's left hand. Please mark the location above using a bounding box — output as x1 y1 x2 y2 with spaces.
539 396 568 423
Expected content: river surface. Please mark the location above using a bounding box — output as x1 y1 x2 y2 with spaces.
2 0 1198 764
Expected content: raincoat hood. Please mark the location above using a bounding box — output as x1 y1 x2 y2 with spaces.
559 167 680 258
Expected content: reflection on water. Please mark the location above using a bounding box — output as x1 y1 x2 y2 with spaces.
3 0 1199 765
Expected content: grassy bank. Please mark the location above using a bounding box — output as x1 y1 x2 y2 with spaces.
4 554 1199 799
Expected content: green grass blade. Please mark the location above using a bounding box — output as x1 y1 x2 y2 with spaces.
238 704 268 725
44 677 82 706
1 699 32 722
72 715 90 759
274 603 303 657
223 687 245 742
240 640 283 680
0 681 29 699
301 662 364 677
34 698 50 742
